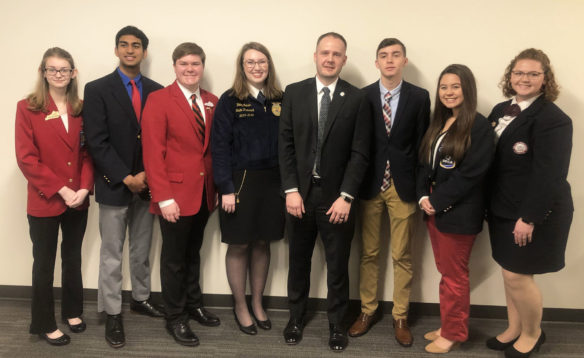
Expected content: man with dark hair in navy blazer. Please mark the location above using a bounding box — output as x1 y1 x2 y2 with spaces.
348 38 430 347
279 32 371 352
84 25 164 349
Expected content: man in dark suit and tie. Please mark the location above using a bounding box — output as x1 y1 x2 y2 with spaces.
279 32 371 352
83 26 164 348
348 38 430 347
142 42 220 347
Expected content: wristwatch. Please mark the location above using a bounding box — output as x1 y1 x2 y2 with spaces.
341 193 353 204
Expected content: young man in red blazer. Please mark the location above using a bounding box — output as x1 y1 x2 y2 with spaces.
142 42 219 347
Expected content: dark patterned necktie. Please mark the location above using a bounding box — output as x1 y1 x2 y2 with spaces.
191 94 205 141
315 87 331 176
381 92 392 191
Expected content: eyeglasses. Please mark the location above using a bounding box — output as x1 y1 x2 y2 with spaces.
511 71 543 79
244 59 268 69
45 68 73 76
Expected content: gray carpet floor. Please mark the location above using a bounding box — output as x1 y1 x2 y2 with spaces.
1 298 582 357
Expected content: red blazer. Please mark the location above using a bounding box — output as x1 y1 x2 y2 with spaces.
15 97 94 217
142 81 218 216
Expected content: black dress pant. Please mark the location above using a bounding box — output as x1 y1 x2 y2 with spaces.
27 208 87 334
287 184 354 325
159 198 209 325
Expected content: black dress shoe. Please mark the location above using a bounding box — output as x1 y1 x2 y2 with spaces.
166 321 200 346
189 307 220 327
39 332 71 346
63 317 86 333
283 318 303 345
233 309 257 335
130 298 165 318
105 314 125 348
252 311 272 330
329 324 348 352
486 335 519 350
504 331 546 358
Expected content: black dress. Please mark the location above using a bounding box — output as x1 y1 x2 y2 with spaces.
211 91 285 244
487 97 573 274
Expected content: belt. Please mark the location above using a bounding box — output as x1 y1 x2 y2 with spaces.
311 176 322 186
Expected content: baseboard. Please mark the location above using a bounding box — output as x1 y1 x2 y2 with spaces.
2 285 582 323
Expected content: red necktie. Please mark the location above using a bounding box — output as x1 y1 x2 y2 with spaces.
130 80 141 121
191 94 206 141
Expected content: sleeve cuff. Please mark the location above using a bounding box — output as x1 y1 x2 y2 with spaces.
158 198 175 209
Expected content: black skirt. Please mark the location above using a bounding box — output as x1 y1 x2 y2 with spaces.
488 210 572 274
218 167 285 244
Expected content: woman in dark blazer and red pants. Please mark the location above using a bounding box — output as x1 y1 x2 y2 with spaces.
486 49 573 358
417 64 494 354
15 48 94 346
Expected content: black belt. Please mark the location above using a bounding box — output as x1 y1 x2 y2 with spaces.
311 176 322 186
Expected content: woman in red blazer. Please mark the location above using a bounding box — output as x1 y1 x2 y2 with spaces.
15 48 94 346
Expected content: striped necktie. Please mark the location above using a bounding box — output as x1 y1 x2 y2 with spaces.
191 94 205 141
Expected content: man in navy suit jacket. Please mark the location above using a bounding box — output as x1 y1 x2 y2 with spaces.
83 26 163 349
348 38 430 347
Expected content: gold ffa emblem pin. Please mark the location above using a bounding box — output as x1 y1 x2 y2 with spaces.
271 102 281 117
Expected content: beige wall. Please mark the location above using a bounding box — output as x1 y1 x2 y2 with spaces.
1 0 582 309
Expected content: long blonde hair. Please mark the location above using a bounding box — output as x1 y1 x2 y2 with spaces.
26 47 82 116
230 42 282 101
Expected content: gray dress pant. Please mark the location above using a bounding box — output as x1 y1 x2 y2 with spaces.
97 195 154 314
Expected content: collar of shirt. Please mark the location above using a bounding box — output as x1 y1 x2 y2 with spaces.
117 67 143 99
177 81 206 122
315 76 339 98
512 93 541 112
248 85 263 100
379 79 402 122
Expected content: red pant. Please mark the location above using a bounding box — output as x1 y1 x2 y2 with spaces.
426 215 476 341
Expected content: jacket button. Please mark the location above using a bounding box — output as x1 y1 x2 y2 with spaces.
137 134 141 139
68 178 73 183
200 172 204 176
67 162 71 166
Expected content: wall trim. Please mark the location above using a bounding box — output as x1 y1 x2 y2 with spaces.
2 285 581 323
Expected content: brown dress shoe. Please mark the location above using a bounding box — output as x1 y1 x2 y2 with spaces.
348 312 375 337
393 318 413 347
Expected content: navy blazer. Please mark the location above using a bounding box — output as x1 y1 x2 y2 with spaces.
279 77 371 206
360 80 430 202
487 96 573 224
417 114 494 235
83 70 163 206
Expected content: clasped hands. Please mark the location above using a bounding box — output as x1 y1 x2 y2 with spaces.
285 192 350 224
58 186 89 208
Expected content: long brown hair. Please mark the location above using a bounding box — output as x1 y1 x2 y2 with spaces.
230 42 282 101
26 47 82 116
500 48 559 102
419 64 477 164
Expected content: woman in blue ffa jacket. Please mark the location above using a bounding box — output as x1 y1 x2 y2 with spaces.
417 64 494 354
211 42 284 335
15 48 94 346
486 49 573 358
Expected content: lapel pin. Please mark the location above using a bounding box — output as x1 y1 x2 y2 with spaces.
45 111 60 120
340 92 345 97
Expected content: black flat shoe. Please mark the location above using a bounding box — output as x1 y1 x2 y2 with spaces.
283 318 303 345
63 317 86 333
486 335 519 350
504 331 546 358
233 309 257 335
251 311 272 330
39 332 71 346
329 324 348 352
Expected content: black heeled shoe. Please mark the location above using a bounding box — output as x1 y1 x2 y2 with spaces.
504 331 546 358
233 309 257 335
251 310 272 330
486 335 519 350
63 317 86 333
39 332 71 346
